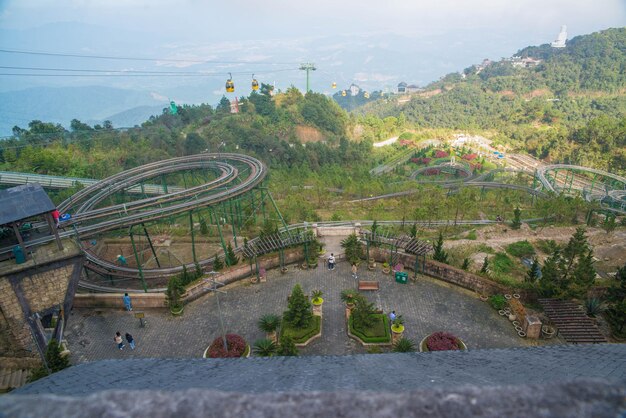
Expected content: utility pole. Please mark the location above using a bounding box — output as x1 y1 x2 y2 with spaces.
299 63 316 92
204 271 228 351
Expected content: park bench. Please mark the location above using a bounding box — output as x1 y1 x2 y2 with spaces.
358 280 379 291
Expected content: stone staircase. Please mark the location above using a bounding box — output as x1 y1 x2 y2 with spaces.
0 367 31 391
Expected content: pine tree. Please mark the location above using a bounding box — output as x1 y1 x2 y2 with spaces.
480 256 489 274
284 284 313 329
511 207 522 230
432 231 449 264
538 250 561 298
525 257 541 283
603 215 617 233
199 218 209 235
571 250 596 298
27 339 70 383
461 258 470 271
276 335 299 356
409 223 417 239
213 254 224 271
225 242 239 266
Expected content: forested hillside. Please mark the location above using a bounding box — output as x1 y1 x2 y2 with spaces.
363 28 626 173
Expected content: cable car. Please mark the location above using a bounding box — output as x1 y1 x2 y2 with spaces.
364 92 370 99
332 82 337 89
341 90 347 97
225 73 235 93
251 74 259 91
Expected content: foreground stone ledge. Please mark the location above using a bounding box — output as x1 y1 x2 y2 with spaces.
1 379 624 418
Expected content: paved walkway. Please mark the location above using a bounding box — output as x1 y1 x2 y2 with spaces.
65 261 534 363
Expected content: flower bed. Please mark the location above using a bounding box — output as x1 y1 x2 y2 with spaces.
204 334 249 358
349 314 391 344
420 332 466 352
281 316 321 344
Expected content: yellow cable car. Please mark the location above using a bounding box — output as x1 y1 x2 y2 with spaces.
332 82 337 89
364 91 370 99
341 90 347 97
251 74 259 91
225 72 235 93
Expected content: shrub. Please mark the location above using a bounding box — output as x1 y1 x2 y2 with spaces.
393 337 416 353
489 295 507 310
341 289 358 305
434 150 448 158
311 289 323 304
28 339 70 383
349 314 391 343
253 338 277 357
282 315 321 344
466 230 477 240
213 254 224 271
351 294 377 329
257 314 281 333
166 275 184 310
491 253 514 274
206 334 247 358
506 240 535 258
425 332 462 351
276 335 299 356
585 298 605 317
341 233 363 264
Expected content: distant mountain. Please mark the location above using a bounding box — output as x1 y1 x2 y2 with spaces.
0 86 164 135
90 105 167 129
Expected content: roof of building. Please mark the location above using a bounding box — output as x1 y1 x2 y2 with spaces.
0 184 56 226
14 344 626 396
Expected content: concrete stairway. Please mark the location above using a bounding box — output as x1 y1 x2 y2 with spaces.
0 367 31 391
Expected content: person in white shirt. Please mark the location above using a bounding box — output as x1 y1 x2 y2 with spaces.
328 253 336 270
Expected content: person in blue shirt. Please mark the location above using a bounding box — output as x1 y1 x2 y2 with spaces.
123 293 132 311
389 311 396 322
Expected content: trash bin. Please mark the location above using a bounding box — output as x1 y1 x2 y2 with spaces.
395 271 408 284
13 245 25 264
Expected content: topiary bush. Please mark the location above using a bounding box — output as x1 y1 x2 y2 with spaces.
206 334 247 358
425 332 462 351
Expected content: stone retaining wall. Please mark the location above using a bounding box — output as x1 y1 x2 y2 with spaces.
74 248 306 309
369 248 508 296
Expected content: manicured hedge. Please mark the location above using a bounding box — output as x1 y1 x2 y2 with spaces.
281 315 321 344
349 314 391 344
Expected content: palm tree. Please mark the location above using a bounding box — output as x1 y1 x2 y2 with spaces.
392 337 416 353
253 338 277 357
257 314 281 343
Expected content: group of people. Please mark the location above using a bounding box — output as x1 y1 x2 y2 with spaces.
114 331 136 350
327 253 359 279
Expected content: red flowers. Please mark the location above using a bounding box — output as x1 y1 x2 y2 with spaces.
207 334 247 358
426 332 462 351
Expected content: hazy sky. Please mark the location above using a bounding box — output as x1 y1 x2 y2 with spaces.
0 0 624 120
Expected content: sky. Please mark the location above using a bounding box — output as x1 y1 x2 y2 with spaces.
0 0 624 131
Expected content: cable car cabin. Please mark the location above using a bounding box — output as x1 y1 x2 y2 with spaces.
341 90 347 97
225 78 235 93
251 79 259 91
332 82 337 89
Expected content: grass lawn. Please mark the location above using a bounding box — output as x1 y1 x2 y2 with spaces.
281 315 321 344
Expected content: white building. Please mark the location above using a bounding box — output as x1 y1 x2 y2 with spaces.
349 84 360 96
551 25 567 48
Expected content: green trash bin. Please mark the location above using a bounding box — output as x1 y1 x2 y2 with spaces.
395 271 408 284
13 245 25 264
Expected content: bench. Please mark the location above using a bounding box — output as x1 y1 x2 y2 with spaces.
358 280 379 291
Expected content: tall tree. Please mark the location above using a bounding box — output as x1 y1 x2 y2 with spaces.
284 284 313 329
432 231 449 264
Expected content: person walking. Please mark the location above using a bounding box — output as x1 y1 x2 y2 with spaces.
123 293 132 311
351 262 358 279
389 311 396 322
51 209 60 228
328 253 336 270
114 332 125 350
125 333 136 350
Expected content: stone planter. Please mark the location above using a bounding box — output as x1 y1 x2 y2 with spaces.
391 324 405 344
170 305 184 316
281 267 288 274
382 267 391 275
203 343 250 358
542 325 556 339
301 262 308 270
345 303 355 320
312 298 323 316
419 334 467 352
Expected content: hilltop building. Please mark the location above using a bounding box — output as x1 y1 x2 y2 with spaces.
511 56 542 68
551 25 567 48
397 82 422 94
349 84 360 96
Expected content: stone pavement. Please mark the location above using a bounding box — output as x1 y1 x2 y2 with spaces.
65 261 533 363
